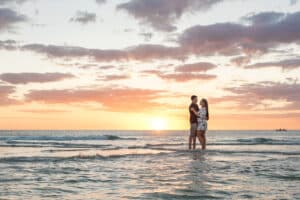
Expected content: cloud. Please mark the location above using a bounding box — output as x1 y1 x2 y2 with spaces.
126 44 184 60
143 69 216 82
0 72 75 84
0 8 27 31
0 0 28 5
25 87 166 112
215 82 300 110
245 58 300 70
242 12 285 26
21 43 184 62
95 0 106 5
175 62 217 72
157 73 216 82
179 11 300 56
139 32 153 42
21 43 127 61
231 56 251 66
290 0 298 5
117 0 222 31
17 109 70 113
3 11 300 62
0 39 18 50
70 11 96 25
0 85 19 105
98 74 130 81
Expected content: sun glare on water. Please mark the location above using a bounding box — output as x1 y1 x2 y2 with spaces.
150 118 167 131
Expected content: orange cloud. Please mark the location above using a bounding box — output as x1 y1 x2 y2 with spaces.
212 82 300 110
25 87 167 112
0 85 20 105
142 68 216 82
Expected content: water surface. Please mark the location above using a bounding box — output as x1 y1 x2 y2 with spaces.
0 130 299 199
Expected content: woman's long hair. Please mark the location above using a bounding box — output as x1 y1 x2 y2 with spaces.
201 98 209 120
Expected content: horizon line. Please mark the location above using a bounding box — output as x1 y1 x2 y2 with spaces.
0 129 298 131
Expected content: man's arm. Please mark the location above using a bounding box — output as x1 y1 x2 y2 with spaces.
190 107 200 117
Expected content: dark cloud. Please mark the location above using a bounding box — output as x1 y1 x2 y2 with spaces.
95 0 106 5
21 43 184 62
242 12 285 26
25 87 166 112
0 39 18 50
175 62 217 72
126 44 184 60
2 11 300 62
117 0 222 31
70 11 96 25
179 11 300 56
0 8 27 31
245 58 300 70
21 43 127 61
0 72 75 84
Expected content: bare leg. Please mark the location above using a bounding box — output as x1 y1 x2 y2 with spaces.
197 131 204 149
188 136 192 150
203 131 207 149
192 137 196 150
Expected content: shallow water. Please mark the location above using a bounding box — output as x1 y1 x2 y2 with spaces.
0 130 299 199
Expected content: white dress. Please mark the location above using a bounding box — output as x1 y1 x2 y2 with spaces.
197 107 207 131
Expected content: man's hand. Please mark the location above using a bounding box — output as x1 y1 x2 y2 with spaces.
190 107 200 117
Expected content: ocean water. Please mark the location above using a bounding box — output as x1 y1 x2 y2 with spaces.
0 130 299 200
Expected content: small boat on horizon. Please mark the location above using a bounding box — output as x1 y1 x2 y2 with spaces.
275 128 287 132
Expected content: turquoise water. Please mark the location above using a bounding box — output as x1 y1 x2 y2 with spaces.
0 130 299 199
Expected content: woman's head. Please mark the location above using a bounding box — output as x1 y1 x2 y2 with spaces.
200 98 209 120
200 99 207 107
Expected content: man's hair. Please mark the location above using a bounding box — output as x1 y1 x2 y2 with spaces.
191 95 197 101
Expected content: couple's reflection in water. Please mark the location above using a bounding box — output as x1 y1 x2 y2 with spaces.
184 150 214 197
191 150 206 161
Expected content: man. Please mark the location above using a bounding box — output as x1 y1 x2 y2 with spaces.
189 95 199 150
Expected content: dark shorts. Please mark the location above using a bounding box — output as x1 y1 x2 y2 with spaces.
190 123 197 137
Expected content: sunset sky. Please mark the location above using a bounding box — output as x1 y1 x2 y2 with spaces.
1 0 300 130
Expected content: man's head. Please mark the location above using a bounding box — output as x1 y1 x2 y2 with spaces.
191 95 198 104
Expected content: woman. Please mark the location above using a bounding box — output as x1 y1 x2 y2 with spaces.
197 99 209 150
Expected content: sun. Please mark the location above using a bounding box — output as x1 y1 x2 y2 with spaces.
150 118 167 131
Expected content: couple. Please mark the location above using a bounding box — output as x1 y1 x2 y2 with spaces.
189 95 209 150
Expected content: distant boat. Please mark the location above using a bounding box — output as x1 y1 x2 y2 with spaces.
275 128 287 132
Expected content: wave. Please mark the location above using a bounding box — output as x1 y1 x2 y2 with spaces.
265 174 300 181
237 137 289 144
0 135 136 141
144 147 300 156
127 143 184 149
145 143 185 147
3 140 112 149
0 152 169 163
1 148 298 164
209 142 300 146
